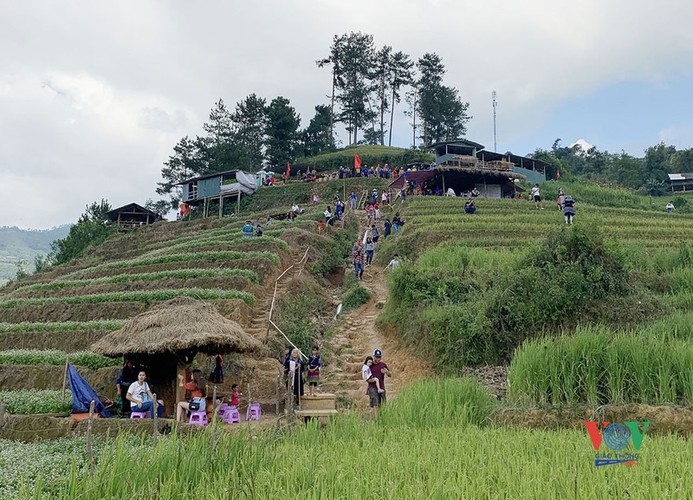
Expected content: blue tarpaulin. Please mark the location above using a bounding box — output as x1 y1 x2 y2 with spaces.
67 363 111 418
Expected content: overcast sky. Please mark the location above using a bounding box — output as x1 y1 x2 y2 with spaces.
2 0 693 229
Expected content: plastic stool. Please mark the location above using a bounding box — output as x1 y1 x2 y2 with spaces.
246 403 261 421
224 407 241 424
216 403 230 420
130 411 149 419
189 410 208 426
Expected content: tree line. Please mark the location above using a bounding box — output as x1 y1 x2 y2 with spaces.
531 140 693 195
155 31 470 210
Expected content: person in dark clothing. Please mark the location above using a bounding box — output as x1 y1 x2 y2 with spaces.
384 219 392 238
284 348 305 404
115 358 139 417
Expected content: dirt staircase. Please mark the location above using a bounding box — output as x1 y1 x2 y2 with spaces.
320 209 428 409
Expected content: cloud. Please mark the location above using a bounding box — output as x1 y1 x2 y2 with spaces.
1 0 693 227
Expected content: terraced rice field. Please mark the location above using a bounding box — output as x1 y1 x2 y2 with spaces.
0 210 322 405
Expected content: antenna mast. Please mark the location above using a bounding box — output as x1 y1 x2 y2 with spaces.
492 90 497 152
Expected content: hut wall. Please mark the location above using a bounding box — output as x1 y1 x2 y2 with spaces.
198 177 221 198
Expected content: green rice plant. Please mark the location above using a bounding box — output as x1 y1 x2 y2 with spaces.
509 329 693 406
639 311 693 341
0 389 72 415
377 377 496 428
0 321 124 334
0 288 254 308
60 251 279 280
8 268 260 296
42 415 693 498
417 244 469 272
0 350 119 370
142 235 289 258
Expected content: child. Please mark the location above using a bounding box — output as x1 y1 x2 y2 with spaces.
362 356 384 393
306 345 321 396
230 384 241 407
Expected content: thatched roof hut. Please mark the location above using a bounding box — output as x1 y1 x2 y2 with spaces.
91 297 261 357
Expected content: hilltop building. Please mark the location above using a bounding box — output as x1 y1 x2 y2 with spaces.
177 170 258 217
389 139 548 198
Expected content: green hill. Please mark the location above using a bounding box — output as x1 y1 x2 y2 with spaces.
0 225 69 285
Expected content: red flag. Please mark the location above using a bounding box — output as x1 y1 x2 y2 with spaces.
286 161 291 176
354 153 361 171
556 169 561 180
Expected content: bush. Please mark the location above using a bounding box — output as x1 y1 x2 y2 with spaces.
342 285 370 310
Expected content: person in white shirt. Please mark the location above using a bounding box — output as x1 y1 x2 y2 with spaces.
530 184 544 210
666 201 675 214
384 255 401 271
126 370 164 418
362 356 384 393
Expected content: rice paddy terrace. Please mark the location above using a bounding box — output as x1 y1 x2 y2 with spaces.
377 184 693 411
2 180 693 497
0 177 387 419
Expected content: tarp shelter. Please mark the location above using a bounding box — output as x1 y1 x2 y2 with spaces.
68 363 111 417
389 170 437 190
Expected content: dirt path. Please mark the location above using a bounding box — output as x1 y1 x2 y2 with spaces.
321 216 429 408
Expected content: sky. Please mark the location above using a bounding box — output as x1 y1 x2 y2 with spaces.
2 0 693 229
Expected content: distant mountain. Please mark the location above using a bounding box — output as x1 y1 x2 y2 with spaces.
0 225 70 284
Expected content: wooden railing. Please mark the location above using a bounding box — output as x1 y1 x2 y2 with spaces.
266 246 311 360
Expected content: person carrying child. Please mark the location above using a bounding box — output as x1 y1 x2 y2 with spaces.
306 345 322 396
362 356 384 393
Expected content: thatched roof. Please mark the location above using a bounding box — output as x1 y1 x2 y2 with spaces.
91 297 261 357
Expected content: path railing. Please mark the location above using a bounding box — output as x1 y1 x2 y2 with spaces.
265 246 311 360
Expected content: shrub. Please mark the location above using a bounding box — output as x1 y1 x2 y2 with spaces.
342 285 370 310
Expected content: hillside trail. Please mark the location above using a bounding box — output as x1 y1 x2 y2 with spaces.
321 203 429 408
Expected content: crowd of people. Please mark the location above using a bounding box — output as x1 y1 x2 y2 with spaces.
115 357 246 422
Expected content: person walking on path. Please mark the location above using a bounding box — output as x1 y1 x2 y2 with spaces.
367 349 391 410
364 237 375 266
350 191 357 209
531 184 544 209
352 240 365 279
384 219 392 238
557 187 565 210
384 255 401 271
393 213 404 234
371 224 380 243
563 195 576 224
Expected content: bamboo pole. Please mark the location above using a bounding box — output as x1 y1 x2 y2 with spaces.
62 355 70 401
153 393 159 441
87 400 95 477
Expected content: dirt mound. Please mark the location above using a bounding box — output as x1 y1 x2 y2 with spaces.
494 404 693 436
460 365 508 400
